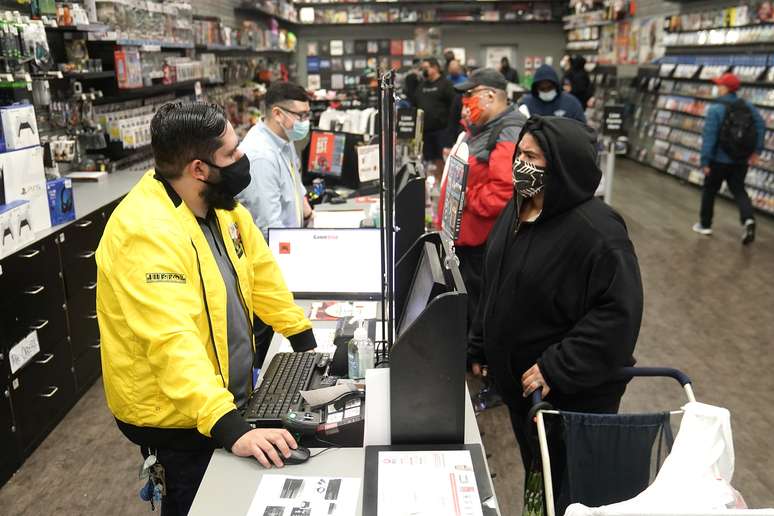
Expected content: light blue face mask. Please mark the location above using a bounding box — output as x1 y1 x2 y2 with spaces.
287 119 310 141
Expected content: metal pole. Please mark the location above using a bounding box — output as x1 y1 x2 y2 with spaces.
604 138 615 205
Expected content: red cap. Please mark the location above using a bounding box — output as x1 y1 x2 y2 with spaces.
712 73 741 92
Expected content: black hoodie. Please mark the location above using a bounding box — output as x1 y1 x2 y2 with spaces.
469 117 642 413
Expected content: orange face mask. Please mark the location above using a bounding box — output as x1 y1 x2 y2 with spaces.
462 94 484 125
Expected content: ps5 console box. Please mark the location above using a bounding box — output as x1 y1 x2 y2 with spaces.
46 177 76 226
0 199 34 260
0 146 51 232
0 104 40 152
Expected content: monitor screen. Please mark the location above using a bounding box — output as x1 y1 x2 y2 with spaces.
308 131 346 178
398 242 445 335
267 228 382 298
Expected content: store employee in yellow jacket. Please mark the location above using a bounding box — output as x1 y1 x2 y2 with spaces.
96 102 316 516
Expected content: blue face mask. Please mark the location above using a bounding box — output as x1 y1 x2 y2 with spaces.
287 119 310 141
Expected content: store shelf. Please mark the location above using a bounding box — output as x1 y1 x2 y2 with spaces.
657 122 703 135
664 22 774 34
664 42 774 52
45 24 111 32
295 19 560 27
195 44 294 54
664 76 774 87
60 71 116 80
236 6 300 26
86 34 195 49
295 0 559 5
93 79 201 105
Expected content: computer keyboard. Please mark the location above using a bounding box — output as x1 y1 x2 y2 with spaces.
243 352 321 426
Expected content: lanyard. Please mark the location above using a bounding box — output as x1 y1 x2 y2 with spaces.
279 147 304 226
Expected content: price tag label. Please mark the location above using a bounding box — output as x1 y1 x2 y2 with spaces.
9 331 40 375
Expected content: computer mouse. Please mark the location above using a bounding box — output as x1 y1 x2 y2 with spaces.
283 446 311 465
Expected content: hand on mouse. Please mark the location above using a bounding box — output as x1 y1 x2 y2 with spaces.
231 428 298 468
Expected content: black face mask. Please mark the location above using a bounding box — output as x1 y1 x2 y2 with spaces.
199 154 251 210
512 158 547 215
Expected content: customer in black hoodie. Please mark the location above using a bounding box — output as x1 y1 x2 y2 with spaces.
468 116 643 482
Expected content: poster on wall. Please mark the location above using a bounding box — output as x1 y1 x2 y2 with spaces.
616 21 631 64
444 47 466 65
485 46 513 69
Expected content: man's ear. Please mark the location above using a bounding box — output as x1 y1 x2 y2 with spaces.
188 159 210 182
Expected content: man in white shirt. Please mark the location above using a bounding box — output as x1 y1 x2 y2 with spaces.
238 81 314 238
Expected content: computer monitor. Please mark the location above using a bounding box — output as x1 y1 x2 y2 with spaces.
397 241 446 336
266 228 382 300
304 129 363 189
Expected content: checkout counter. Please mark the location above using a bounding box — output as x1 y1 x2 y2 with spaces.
188 199 502 516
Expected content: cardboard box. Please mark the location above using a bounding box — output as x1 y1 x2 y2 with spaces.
0 199 34 260
0 146 51 232
47 178 76 226
0 104 40 152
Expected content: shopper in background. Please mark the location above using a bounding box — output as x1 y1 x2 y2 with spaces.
444 49 457 72
237 81 314 239
439 68 526 328
519 64 586 123
447 59 468 86
404 58 422 104
563 55 593 108
469 116 643 498
500 56 520 84
416 57 456 177
97 102 317 516
694 73 764 245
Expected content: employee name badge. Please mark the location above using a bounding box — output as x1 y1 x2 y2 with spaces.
441 141 470 242
228 222 244 258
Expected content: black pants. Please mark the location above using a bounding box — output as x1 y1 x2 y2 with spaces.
141 447 214 516
456 245 485 328
508 397 621 509
700 161 755 227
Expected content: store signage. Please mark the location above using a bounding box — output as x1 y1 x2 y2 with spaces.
396 108 417 140
602 104 625 136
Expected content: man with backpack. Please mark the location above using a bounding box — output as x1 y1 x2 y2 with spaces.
694 73 764 244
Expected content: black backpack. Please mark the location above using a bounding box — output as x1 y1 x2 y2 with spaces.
718 99 758 161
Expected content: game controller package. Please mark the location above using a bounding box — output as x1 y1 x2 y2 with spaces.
0 104 40 152
0 146 51 232
46 177 76 226
0 199 34 260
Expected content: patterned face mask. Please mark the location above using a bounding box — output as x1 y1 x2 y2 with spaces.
512 158 547 198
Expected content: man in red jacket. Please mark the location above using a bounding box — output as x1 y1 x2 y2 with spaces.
439 68 527 325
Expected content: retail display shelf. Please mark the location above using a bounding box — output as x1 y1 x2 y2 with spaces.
86 35 195 49
295 0 555 5
93 79 200 105
657 123 703 135
664 76 774 87
195 44 294 54
664 22 774 34
60 71 116 80
664 42 774 51
45 24 111 32
296 19 561 27
661 92 774 110
236 6 300 25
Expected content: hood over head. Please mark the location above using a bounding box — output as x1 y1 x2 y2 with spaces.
515 116 600 220
531 64 561 96
570 55 587 71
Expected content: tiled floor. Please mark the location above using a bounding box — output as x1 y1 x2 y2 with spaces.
1 159 772 515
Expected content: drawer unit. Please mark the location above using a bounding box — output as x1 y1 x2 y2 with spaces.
57 215 102 263
10 340 75 454
0 238 68 351
74 340 102 394
0 387 20 486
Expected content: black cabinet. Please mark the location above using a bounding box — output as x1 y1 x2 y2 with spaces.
0 194 125 487
0 386 20 486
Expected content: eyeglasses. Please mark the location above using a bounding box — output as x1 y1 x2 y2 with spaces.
278 106 312 122
462 87 496 98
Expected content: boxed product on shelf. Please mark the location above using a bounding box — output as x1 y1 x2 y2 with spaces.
46 177 76 226
0 146 51 232
0 104 40 153
0 199 34 260
114 47 143 89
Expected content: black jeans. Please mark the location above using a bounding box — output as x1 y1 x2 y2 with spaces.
141 447 214 516
700 161 755 227
456 245 485 328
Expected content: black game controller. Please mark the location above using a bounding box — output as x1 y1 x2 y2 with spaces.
18 121 35 137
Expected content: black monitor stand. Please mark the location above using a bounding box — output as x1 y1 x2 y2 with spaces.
390 236 467 445
395 175 426 262
395 232 441 324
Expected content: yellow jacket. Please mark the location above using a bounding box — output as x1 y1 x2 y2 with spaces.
96 171 313 448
